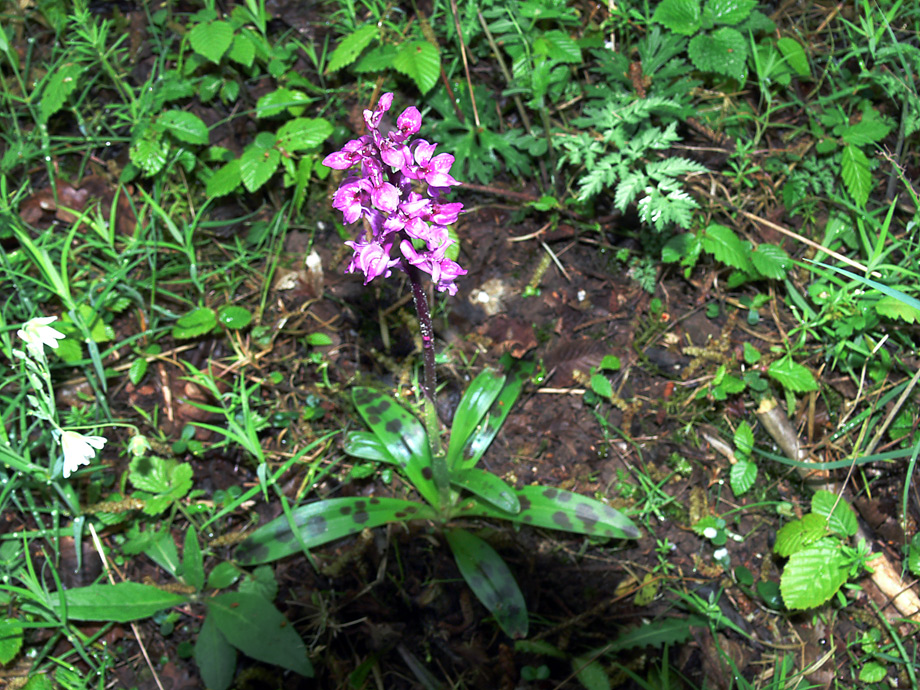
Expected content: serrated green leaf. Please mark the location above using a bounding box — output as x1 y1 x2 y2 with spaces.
662 233 702 265
354 43 398 73
609 616 704 651
240 146 280 192
172 307 217 339
195 613 237 690
750 243 791 279
327 24 378 73
159 110 209 145
776 37 810 77
840 144 871 207
189 20 233 64
256 88 308 118
276 117 333 152
235 497 438 565
217 305 251 330
39 61 85 123
227 31 255 67
130 132 167 176
52 582 188 622
707 0 756 24
446 528 528 638
128 356 148 384
733 422 754 457
572 653 611 690
774 513 829 557
701 224 750 270
875 295 920 323
652 0 701 35
688 28 747 80
207 592 312 676
207 561 241 590
0 619 23 665
206 159 242 197
767 356 817 393
730 458 757 496
780 539 849 609
811 490 858 537
392 40 441 94
533 30 581 63
841 107 891 146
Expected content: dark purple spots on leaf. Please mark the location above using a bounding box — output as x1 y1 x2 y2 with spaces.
385 419 402 435
556 490 572 503
523 515 533 523
306 515 327 536
542 488 558 499
354 500 366 511
237 542 268 562
405 505 418 514
394 511 407 519
339 506 352 515
552 511 573 530
370 497 380 505
276 529 295 543
575 502 599 532
354 510 370 524
422 467 433 480
519 496 531 510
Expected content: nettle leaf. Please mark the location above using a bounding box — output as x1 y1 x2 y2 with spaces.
750 243 791 279
446 369 506 470
457 485 640 540
774 513 829 557
840 143 872 207
52 582 188 622
452 467 520 513
352 388 438 506
189 20 234 64
707 0 756 25
39 61 85 123
327 24 377 73
688 28 747 81
730 458 757 496
811 490 858 537
767 356 817 393
875 295 920 323
276 117 333 152
445 528 528 639
159 110 209 145
207 592 313 677
780 539 850 609
392 40 441 94
228 31 256 68
652 0 701 35
235 497 438 565
701 224 750 270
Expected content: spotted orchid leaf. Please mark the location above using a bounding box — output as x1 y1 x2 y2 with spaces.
451 467 520 514
446 368 506 471
235 497 437 565
342 430 398 464
351 388 438 507
459 360 535 470
455 485 640 540
445 528 529 639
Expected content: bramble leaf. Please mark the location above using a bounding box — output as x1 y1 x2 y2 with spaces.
688 27 747 80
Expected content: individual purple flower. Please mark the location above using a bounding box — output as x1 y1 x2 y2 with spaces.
332 177 370 224
346 238 399 283
407 140 460 187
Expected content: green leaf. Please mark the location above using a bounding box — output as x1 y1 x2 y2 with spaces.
207 592 313 677
217 305 251 330
276 117 333 152
811 490 858 537
445 528 528 639
206 159 242 197
0 618 23 665
195 613 237 690
53 582 188 622
130 131 167 176
159 110 209 145
457 485 641 540
750 243 791 279
907 533 920 577
392 40 441 94
733 421 754 458
182 527 205 591
240 146 280 192
730 458 757 496
767 356 817 393
609 616 703 651
446 369 505 470
238 565 278 601
354 43 398 73
235 497 438 565
39 61 85 123
780 539 849 609
451 467 520 513
688 28 747 80
841 107 891 146
652 0 701 35
707 0 756 24
571 653 611 690
534 30 581 63
859 661 888 684
172 307 217 339
343 431 396 464
128 357 148 386
875 295 920 323
701 224 750 270
352 388 438 506
661 233 702 265
840 143 872 207
227 31 255 68
207 561 241 590
189 20 233 64
776 37 810 77
326 24 377 73
774 513 829 557
256 88 308 118
129 456 194 515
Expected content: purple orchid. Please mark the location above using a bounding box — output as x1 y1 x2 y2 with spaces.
323 93 466 294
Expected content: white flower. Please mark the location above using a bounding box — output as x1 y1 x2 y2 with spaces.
713 547 729 562
18 316 65 359
703 526 718 540
60 430 106 478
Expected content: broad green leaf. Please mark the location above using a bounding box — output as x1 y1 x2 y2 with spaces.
533 30 581 63
128 357 148 385
840 143 871 207
572 653 611 690
189 20 233 64
344 431 397 463
661 233 702 265
182 527 205 591
217 305 251 330
227 31 255 68
859 661 888 684
172 307 217 338
195 613 237 690
53 582 188 622
451 467 520 513
39 61 85 123
276 117 333 152
780 539 849 609
445 528 528 639
207 561 241 590
392 41 441 94
143 530 180 577
207 592 313 676
774 513 828 557
456 485 641 540
652 0 701 35
446 369 506 471
235 497 437 565
591 372 613 398
206 159 242 197
238 564 278 601
811 490 857 537
733 422 754 458
159 110 209 145
352 388 437 506
875 295 920 323
750 243 791 279
776 37 810 77
767 356 817 393
0 618 23 665
354 43 398 73
256 88 308 118
688 28 747 81
729 458 757 496
707 0 756 24
240 146 280 192
326 24 377 73
701 224 749 271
